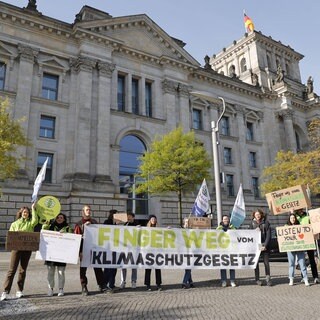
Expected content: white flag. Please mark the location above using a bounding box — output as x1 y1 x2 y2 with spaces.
191 179 211 216
31 157 48 203
230 184 246 228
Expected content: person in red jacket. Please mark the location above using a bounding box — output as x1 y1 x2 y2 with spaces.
74 205 106 295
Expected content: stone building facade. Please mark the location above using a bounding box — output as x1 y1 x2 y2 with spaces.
0 2 319 243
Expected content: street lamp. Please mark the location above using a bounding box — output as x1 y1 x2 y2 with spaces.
190 91 226 225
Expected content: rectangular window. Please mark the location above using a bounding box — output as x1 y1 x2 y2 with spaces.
249 151 257 168
145 81 152 117
132 78 139 115
37 152 53 183
252 177 260 198
192 109 202 130
42 73 58 100
226 174 234 196
221 116 230 136
246 122 254 141
223 147 232 164
117 75 126 111
0 62 6 90
40 115 55 139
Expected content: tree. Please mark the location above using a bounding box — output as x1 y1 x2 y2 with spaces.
135 127 211 226
261 119 320 195
0 98 29 181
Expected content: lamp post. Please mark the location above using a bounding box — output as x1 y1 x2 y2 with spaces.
190 91 226 225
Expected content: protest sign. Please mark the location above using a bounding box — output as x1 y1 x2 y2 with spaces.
186 217 211 229
35 230 82 264
276 224 316 252
266 185 311 215
37 196 61 221
113 213 128 224
6 231 40 251
309 208 320 235
81 225 261 270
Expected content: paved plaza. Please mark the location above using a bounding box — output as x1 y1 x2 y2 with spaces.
0 251 319 320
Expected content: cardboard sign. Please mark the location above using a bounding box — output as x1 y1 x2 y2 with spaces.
309 208 320 235
276 224 316 252
265 185 311 215
186 217 211 229
37 196 61 221
5 231 40 251
113 213 128 224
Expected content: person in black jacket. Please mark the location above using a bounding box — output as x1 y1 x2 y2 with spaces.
251 209 272 286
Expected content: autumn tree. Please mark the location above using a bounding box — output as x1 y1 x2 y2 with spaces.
0 98 29 181
135 127 211 226
261 118 320 195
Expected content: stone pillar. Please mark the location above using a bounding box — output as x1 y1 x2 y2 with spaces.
281 110 296 152
96 61 115 182
162 79 178 131
177 83 190 131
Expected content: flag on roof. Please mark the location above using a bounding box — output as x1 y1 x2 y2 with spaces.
244 13 254 32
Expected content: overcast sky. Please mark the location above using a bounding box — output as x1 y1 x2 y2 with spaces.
3 0 320 92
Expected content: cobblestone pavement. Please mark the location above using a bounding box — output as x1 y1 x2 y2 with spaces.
0 252 319 320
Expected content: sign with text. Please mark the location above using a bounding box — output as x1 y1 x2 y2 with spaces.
81 225 261 270
276 224 316 252
187 217 211 229
35 230 82 264
309 208 320 235
5 231 40 251
113 213 128 224
266 185 311 215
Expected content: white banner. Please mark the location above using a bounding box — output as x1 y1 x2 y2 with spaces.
81 225 261 269
191 179 211 216
35 230 82 264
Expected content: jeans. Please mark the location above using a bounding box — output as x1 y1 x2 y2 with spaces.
182 269 193 284
47 265 66 289
104 268 117 288
287 251 307 279
220 269 235 282
255 251 270 280
306 250 318 279
121 268 137 284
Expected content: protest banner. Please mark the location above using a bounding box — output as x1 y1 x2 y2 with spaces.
309 208 320 235
186 217 211 229
6 231 40 251
265 185 311 215
36 196 61 221
276 224 316 252
81 225 261 270
35 230 82 264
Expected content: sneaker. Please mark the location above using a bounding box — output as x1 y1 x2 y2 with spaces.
256 280 262 286
58 289 64 297
82 285 89 296
221 281 227 287
1 292 8 301
289 278 294 286
48 288 54 297
120 282 126 289
16 291 24 298
131 282 136 289
146 286 152 291
230 281 237 287
314 278 319 284
304 279 310 286
157 286 162 291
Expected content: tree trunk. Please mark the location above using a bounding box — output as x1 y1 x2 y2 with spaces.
178 189 182 227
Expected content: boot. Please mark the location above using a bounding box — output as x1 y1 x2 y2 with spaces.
82 285 89 296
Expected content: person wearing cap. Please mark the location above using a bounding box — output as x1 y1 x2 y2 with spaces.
294 209 319 284
120 211 138 289
144 215 162 291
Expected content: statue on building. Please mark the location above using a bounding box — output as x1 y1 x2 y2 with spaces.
26 0 37 11
204 55 211 70
250 70 259 87
306 76 314 94
274 64 284 83
229 65 237 79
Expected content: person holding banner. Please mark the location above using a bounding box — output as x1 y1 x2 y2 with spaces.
42 213 72 297
74 205 107 295
286 214 310 286
1 203 39 301
250 209 272 286
144 215 162 291
217 215 237 287
294 209 319 284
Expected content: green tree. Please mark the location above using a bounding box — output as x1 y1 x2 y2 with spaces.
261 119 320 195
135 127 211 226
0 98 29 181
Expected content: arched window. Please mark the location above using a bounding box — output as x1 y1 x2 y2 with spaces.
119 135 148 216
240 58 247 73
295 131 301 152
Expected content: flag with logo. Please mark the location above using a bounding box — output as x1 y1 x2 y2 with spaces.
191 179 211 216
31 157 48 203
230 184 246 228
244 13 254 32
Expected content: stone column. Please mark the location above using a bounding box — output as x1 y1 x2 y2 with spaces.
162 79 178 131
280 110 296 152
96 61 115 182
177 83 190 131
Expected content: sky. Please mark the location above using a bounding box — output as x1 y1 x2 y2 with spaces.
3 1 320 92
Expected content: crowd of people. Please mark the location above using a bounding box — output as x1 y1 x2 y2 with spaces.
0 204 318 300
